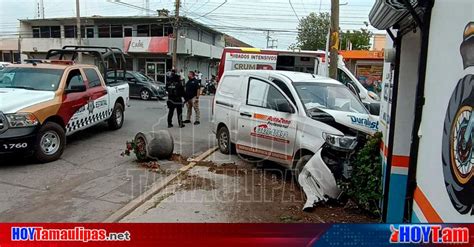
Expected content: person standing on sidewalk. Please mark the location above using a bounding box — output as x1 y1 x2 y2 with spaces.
166 70 185 128
184 71 201 125
179 69 185 85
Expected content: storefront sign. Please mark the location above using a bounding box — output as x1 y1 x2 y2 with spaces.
124 37 169 53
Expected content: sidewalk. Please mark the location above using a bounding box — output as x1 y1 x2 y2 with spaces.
121 151 377 223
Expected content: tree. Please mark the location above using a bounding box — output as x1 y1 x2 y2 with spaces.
340 28 373 50
290 12 330 50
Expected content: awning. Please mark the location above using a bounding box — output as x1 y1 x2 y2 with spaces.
369 0 422 31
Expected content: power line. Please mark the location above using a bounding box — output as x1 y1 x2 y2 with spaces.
195 0 227 19
289 0 301 21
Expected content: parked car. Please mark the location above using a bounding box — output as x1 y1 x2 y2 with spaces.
212 70 379 179
0 49 129 163
108 71 166 100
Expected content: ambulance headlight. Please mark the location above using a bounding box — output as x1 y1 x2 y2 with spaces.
6 113 39 128
322 132 357 151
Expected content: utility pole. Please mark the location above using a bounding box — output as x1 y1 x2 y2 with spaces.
329 0 339 79
36 1 41 18
172 0 180 70
269 39 278 49
266 30 270 48
40 0 45 19
76 0 82 62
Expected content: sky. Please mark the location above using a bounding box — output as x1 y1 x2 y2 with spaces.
0 0 382 49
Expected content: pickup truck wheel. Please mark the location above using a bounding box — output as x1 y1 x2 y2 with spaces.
34 122 66 163
140 89 151 100
217 126 235 154
108 103 124 130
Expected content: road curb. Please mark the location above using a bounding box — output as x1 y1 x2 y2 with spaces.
104 146 218 223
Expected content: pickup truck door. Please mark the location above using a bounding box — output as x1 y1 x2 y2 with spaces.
60 68 90 135
237 77 298 165
84 68 110 123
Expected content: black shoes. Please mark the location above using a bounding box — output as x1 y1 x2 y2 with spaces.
173 120 197 126
169 123 185 128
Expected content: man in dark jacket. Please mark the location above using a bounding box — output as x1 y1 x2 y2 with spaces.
184 71 201 125
166 70 185 128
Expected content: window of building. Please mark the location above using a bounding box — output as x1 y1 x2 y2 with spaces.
32 27 40 38
150 24 163 36
124 26 133 37
98 25 110 38
64 25 75 38
40 26 51 38
13 53 20 63
33 26 61 38
64 26 94 38
83 26 94 38
164 26 173 36
110 25 123 38
137 25 150 37
50 26 60 38
3 52 12 62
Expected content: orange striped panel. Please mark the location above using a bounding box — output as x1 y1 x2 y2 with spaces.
414 186 443 223
253 113 268 120
392 155 410 168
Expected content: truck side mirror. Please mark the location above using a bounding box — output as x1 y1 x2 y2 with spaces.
65 85 87 93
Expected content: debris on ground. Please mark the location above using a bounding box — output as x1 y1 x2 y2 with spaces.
168 153 189 165
138 161 169 174
123 151 378 223
177 174 217 191
298 155 342 211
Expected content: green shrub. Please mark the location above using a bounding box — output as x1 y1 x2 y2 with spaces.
340 132 383 216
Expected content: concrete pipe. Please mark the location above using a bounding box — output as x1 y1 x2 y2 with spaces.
147 130 174 160
134 130 174 161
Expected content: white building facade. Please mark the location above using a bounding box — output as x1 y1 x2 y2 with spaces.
17 16 226 82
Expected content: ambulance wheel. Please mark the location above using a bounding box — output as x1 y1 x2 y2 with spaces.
441 75 474 215
34 122 66 163
108 103 124 130
294 155 313 179
217 126 234 154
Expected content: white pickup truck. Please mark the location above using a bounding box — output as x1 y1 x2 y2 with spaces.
0 60 129 163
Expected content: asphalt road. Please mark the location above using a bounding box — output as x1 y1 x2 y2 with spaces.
0 96 216 222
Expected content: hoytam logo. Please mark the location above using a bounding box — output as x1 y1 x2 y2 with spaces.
348 115 379 130
390 225 469 244
11 227 131 242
